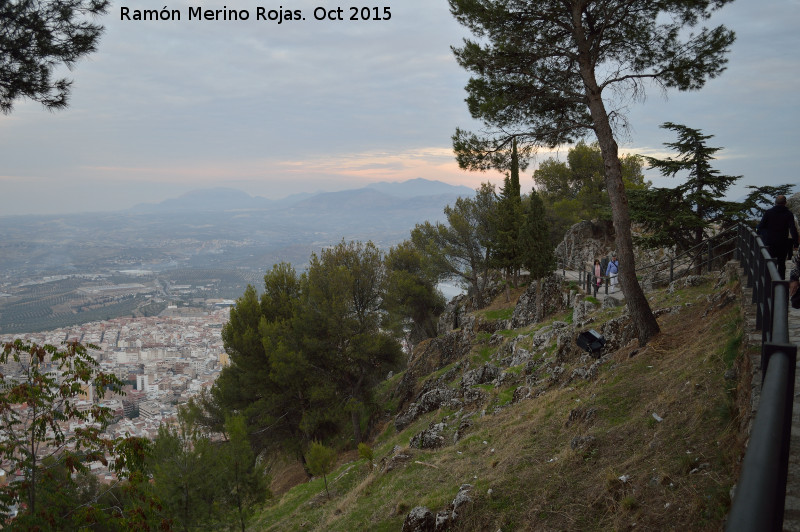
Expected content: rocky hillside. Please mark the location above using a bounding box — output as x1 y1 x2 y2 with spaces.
252 264 751 531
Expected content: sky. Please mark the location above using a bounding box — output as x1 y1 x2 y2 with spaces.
1 0 798 216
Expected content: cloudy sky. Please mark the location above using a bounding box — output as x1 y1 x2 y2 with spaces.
1 0 797 216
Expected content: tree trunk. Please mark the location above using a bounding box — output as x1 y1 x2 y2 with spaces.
577 54 660 345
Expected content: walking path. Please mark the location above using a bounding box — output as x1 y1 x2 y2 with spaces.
559 268 625 304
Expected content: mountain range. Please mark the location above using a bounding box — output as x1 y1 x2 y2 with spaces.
131 178 475 214
1 179 475 278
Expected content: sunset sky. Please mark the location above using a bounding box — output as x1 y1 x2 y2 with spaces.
1 0 797 215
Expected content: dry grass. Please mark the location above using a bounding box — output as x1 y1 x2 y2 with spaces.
482 283 529 313
253 278 747 531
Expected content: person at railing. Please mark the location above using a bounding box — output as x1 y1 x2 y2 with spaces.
606 254 619 292
593 259 602 297
757 194 799 280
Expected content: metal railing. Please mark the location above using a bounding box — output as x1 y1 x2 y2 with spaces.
726 223 797 531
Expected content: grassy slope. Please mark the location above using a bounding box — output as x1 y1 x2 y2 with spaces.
253 275 749 531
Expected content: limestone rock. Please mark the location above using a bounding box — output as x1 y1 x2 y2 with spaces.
410 422 447 449
437 294 469 336
396 332 472 411
505 346 532 368
462 387 486 405
555 220 616 270
383 449 414 473
453 416 472 443
599 314 636 352
602 295 621 309
402 506 435 532
434 511 450 531
512 385 532 403
570 435 597 451
566 407 597 427
667 274 708 293
510 274 567 328
451 484 473 519
395 387 457 431
461 363 500 388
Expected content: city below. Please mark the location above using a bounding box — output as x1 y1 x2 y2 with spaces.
1 303 232 484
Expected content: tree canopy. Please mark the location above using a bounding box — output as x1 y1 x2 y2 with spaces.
411 184 497 307
630 124 796 255
629 123 742 252
214 242 406 458
0 0 109 113
535 141 647 244
0 340 164 528
448 0 736 345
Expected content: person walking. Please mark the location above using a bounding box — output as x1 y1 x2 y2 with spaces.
757 195 799 280
593 259 603 297
606 254 619 292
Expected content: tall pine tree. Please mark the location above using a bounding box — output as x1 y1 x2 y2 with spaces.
491 138 524 285
518 190 555 280
629 123 741 252
449 0 737 344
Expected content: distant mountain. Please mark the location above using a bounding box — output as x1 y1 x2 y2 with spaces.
366 178 475 198
129 179 473 214
132 188 273 213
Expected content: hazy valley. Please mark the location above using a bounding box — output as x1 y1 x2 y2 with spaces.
0 179 472 333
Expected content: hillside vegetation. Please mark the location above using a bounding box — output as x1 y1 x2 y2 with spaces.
252 270 749 530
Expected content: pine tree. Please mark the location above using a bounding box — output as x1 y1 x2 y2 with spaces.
220 415 270 532
449 0 737 344
491 138 524 285
305 441 337 500
518 190 555 281
411 183 497 307
629 123 741 252
1 0 110 113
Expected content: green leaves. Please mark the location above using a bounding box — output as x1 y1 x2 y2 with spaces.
411 184 497 307
519 190 556 280
0 340 139 527
305 441 337 499
0 0 110 113
630 123 743 251
215 241 404 456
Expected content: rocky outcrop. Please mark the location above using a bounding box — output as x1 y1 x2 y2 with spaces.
395 387 458 431
437 294 469 336
437 276 506 336
572 293 598 325
509 274 568 328
402 484 473 532
599 312 636 352
461 363 500 388
382 446 414 473
555 220 615 270
667 274 709 293
401 506 435 532
410 422 447 449
395 330 473 410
